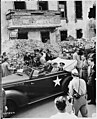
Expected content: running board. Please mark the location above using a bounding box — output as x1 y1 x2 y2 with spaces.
28 92 63 105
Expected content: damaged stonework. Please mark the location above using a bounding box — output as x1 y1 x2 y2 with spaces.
1 1 96 55
87 18 96 40
6 10 61 29
3 9 61 54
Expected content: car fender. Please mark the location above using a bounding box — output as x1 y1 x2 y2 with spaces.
5 90 28 107
61 76 73 94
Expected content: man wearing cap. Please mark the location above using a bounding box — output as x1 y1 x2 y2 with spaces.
59 62 65 71
68 69 88 117
51 62 59 73
50 96 77 119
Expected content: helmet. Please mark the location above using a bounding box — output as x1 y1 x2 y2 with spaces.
72 69 79 76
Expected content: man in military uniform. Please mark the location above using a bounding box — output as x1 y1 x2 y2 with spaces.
68 69 88 117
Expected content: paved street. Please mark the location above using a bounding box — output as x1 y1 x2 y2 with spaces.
11 97 96 118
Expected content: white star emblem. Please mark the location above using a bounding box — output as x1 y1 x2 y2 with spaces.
53 76 62 87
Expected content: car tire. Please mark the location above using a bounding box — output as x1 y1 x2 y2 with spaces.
6 100 17 117
61 76 73 95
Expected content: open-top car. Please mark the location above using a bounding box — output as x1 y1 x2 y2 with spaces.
2 57 77 117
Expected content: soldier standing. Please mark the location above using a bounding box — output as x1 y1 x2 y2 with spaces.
68 69 88 117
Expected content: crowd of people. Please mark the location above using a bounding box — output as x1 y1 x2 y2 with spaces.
0 49 56 77
1 41 96 69
72 45 96 106
23 48 56 67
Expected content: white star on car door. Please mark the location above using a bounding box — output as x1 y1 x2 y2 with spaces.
53 76 62 87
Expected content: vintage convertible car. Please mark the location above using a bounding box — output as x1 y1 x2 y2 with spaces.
2 57 77 117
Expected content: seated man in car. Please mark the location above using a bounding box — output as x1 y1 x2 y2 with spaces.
44 62 53 73
39 62 53 75
59 62 65 71
51 62 59 73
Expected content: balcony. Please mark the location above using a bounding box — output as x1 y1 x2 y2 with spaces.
6 9 61 29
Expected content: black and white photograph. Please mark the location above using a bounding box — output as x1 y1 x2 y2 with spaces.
0 0 96 118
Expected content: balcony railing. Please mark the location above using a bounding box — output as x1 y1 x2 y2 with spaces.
6 9 61 29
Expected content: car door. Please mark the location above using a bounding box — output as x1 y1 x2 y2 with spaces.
24 70 70 102
24 74 54 101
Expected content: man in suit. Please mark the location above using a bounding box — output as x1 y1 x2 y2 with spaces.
59 62 65 71
87 58 96 105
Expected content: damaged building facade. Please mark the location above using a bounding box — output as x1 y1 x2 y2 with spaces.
1 0 96 53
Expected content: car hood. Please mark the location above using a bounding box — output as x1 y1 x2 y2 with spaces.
2 73 29 85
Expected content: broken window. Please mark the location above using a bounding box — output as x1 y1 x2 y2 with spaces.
88 5 96 19
18 32 28 39
76 29 83 38
60 30 68 41
14 1 26 9
41 31 50 43
59 1 67 19
75 1 82 19
38 1 48 10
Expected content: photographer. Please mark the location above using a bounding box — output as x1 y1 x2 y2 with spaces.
50 96 77 119
68 69 88 117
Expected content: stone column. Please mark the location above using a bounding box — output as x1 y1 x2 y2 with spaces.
67 1 76 38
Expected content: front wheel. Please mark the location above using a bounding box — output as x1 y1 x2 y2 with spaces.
6 100 17 117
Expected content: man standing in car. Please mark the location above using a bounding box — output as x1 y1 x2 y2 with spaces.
68 69 88 117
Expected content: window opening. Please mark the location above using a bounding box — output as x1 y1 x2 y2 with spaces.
75 1 82 19
41 31 50 43
59 1 67 19
76 29 83 38
60 30 68 41
88 5 96 19
38 1 48 10
18 32 28 39
14 1 26 9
